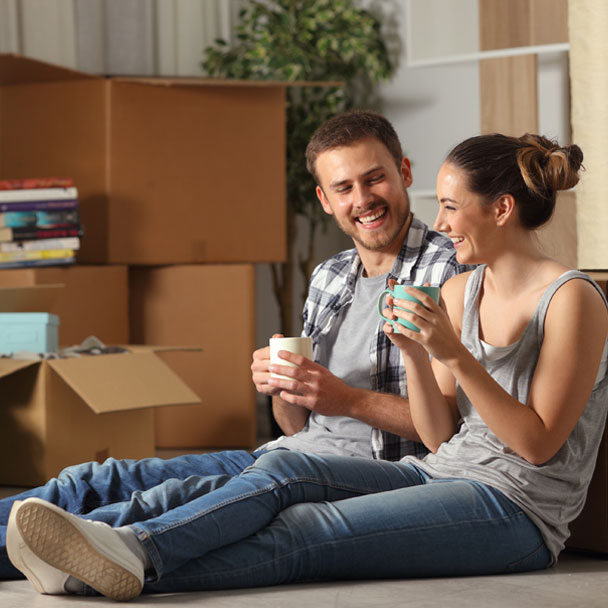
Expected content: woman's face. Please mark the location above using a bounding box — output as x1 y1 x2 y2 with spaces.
433 162 498 265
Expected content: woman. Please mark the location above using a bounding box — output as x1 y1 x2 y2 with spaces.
7 134 608 601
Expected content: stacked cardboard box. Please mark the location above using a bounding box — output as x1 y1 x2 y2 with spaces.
130 265 257 449
0 54 286 265
0 54 287 456
0 265 129 345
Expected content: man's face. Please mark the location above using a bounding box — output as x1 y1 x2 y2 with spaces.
314 137 412 254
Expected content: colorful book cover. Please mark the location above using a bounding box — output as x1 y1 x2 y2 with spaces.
0 187 78 203
0 257 75 269
0 237 81 253
0 209 80 229
0 200 78 213
0 248 74 262
0 177 74 190
0 225 83 242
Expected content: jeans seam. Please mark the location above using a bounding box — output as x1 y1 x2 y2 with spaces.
505 537 551 571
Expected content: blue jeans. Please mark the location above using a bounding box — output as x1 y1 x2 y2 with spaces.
0 449 264 579
117 450 551 593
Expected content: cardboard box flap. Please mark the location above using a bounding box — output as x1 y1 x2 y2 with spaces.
0 284 64 312
0 358 39 379
47 352 200 414
111 76 342 88
0 53 94 85
124 345 202 354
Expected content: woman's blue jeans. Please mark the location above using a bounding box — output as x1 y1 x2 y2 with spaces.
0 449 262 579
118 450 552 593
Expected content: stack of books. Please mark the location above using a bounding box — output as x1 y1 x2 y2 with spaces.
0 177 83 269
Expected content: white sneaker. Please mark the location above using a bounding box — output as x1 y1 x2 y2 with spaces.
6 501 71 594
6 498 144 601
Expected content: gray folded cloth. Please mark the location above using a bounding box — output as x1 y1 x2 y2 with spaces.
2 335 129 360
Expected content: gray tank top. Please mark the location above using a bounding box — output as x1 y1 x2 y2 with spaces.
409 266 608 562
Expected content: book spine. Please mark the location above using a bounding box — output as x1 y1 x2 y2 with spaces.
0 257 75 269
0 177 74 190
0 187 78 203
0 237 80 252
0 225 83 242
0 248 74 262
0 211 36 229
0 199 78 213
0 209 78 229
0 209 82 229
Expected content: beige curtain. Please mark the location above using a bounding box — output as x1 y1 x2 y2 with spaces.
569 0 608 269
0 0 238 76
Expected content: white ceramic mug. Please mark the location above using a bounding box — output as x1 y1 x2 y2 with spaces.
269 337 313 380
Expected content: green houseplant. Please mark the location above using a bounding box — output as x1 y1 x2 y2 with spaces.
203 0 395 336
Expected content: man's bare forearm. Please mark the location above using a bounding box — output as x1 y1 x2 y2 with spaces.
272 395 310 436
272 388 420 442
345 388 420 441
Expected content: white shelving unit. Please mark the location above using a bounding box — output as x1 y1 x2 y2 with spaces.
405 0 569 67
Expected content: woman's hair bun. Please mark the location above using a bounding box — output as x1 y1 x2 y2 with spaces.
517 134 584 197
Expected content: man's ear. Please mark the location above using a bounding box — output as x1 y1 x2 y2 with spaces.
494 194 516 226
316 185 334 215
401 157 413 188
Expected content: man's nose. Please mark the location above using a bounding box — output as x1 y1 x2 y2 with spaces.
352 183 374 208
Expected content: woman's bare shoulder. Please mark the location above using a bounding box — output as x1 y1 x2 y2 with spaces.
440 270 475 330
442 270 474 298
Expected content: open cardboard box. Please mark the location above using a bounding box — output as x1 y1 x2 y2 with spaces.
0 285 201 486
0 53 287 265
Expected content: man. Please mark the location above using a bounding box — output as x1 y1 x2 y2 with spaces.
254 109 468 461
0 110 468 583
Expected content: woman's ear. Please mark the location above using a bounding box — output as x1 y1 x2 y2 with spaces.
494 194 516 226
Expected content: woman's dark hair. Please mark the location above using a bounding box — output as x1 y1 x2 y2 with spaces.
305 110 403 184
445 133 584 229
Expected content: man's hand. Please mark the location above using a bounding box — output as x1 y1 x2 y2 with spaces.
251 333 284 397
268 350 354 417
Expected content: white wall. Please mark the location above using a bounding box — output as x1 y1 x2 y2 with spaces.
379 2 569 229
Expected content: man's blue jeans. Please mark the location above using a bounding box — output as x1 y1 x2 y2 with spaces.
113 450 551 592
0 449 264 579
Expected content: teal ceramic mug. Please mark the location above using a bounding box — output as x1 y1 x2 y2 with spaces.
377 285 440 332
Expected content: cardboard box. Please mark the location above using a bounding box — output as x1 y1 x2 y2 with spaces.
0 312 59 353
129 264 256 449
0 54 286 265
0 265 129 346
0 344 201 486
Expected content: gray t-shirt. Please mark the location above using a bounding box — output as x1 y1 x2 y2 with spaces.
408 266 608 563
262 269 387 457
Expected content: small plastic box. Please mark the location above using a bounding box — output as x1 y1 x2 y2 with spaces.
0 313 59 354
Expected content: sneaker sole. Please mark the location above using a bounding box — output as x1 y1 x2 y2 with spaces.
15 501 142 601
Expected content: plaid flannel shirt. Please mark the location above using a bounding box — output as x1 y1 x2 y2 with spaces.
302 217 471 461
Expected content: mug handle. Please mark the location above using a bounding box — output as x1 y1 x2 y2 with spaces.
377 289 394 322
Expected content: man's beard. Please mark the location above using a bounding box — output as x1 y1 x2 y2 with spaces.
333 204 411 252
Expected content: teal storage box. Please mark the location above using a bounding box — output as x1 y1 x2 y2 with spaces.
0 312 59 354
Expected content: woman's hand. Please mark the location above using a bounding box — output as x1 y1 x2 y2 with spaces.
382 318 426 359
382 281 462 451
384 285 464 366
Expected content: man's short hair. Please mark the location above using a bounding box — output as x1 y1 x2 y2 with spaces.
305 110 404 184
